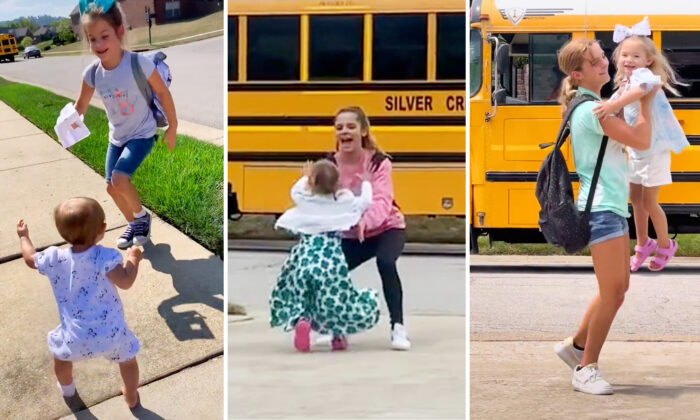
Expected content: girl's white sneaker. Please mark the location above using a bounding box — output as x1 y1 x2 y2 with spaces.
572 363 614 395
391 323 411 351
554 336 583 370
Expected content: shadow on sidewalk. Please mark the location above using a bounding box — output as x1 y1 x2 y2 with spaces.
144 242 223 341
614 383 700 398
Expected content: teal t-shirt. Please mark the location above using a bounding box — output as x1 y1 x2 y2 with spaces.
570 88 630 218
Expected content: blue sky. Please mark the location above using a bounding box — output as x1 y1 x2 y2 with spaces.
0 0 77 22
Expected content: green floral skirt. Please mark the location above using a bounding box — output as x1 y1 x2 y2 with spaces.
270 233 380 336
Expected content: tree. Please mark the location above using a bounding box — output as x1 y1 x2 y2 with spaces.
20 36 33 48
56 20 77 44
16 17 39 32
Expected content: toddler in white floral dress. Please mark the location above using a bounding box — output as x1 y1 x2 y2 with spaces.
17 197 143 409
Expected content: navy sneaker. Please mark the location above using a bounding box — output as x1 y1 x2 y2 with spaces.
132 213 151 246
117 224 134 249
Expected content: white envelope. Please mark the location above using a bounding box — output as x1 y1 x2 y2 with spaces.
54 103 90 148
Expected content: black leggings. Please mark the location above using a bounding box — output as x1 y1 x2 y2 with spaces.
342 229 405 326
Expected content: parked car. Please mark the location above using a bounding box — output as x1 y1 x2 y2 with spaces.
23 46 41 59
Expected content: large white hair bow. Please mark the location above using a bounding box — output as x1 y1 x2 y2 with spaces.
613 17 651 43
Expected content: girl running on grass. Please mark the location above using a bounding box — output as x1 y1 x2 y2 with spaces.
270 160 380 352
75 0 178 249
17 197 143 408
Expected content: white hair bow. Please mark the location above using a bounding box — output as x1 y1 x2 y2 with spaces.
613 17 651 43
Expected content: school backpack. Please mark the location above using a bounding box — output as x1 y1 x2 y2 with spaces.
89 51 171 127
534 94 608 254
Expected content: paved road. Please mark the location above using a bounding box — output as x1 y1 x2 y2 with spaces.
471 265 700 419
229 250 466 419
0 37 223 129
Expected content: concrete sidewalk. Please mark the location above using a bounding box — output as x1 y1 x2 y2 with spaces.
230 311 466 419
0 100 223 419
471 341 700 419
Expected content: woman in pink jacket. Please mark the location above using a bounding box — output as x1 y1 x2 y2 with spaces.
327 106 410 351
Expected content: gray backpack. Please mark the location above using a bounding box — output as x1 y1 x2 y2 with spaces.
89 51 171 127
535 95 608 254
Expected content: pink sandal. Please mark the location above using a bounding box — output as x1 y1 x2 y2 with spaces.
294 318 311 352
631 238 656 272
649 239 678 272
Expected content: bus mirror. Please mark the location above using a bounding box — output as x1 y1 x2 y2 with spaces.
494 89 506 105
495 44 510 75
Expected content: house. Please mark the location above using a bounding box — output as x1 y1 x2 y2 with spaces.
70 0 156 40
34 26 56 41
12 27 33 41
153 0 222 23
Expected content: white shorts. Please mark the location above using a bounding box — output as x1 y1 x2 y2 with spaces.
628 151 672 187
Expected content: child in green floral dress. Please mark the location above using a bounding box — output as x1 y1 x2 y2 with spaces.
270 160 380 352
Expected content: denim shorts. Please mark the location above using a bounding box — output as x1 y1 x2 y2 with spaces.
105 136 156 183
588 210 629 247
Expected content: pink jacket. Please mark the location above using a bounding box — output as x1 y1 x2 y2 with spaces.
336 150 405 239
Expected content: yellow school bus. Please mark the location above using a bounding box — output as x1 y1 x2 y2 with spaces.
0 34 18 62
228 0 466 218
470 0 700 252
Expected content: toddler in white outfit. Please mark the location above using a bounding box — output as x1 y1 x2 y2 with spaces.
17 197 143 409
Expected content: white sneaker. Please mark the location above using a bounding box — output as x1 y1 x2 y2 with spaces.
554 336 583 370
572 363 614 395
391 323 411 351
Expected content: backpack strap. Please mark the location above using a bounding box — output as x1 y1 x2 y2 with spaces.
552 94 597 150
88 61 99 88
131 52 152 105
584 135 608 213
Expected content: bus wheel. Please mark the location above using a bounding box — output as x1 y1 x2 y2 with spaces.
469 225 479 254
9 55 14 62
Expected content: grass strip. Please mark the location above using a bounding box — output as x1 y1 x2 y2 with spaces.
0 77 223 257
477 234 700 256
230 214 466 244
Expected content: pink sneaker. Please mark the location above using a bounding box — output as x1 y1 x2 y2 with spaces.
294 318 311 352
331 335 348 351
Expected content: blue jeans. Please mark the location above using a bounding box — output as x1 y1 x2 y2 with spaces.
105 136 156 183
588 210 629 247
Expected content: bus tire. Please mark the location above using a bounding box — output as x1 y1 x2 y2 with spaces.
9 55 14 62
470 224 479 254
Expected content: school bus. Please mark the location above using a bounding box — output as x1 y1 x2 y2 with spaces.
0 34 18 62
470 0 700 253
228 0 466 219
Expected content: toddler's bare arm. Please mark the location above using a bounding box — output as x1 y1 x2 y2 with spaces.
107 247 143 290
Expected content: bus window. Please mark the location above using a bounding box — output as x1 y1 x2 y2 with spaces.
228 16 237 81
1 40 8 46
247 16 300 81
309 15 363 81
493 33 569 104
373 14 427 80
437 13 466 80
595 31 616 99
662 32 700 97
469 29 481 96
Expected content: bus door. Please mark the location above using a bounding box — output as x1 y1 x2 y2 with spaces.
476 32 571 240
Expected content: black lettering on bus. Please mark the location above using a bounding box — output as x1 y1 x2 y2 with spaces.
447 95 465 111
386 95 434 111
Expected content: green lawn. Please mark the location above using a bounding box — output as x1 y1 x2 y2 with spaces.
0 77 224 257
476 234 700 256
48 11 223 55
230 214 466 244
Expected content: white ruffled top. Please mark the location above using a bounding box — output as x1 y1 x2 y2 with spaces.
275 176 372 234
613 67 689 158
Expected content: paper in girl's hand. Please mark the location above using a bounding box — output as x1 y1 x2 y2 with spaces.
54 103 90 148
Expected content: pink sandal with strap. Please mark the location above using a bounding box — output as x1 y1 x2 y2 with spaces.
649 239 678 272
631 238 656 272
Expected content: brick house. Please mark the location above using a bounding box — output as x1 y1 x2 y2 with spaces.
153 0 222 23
